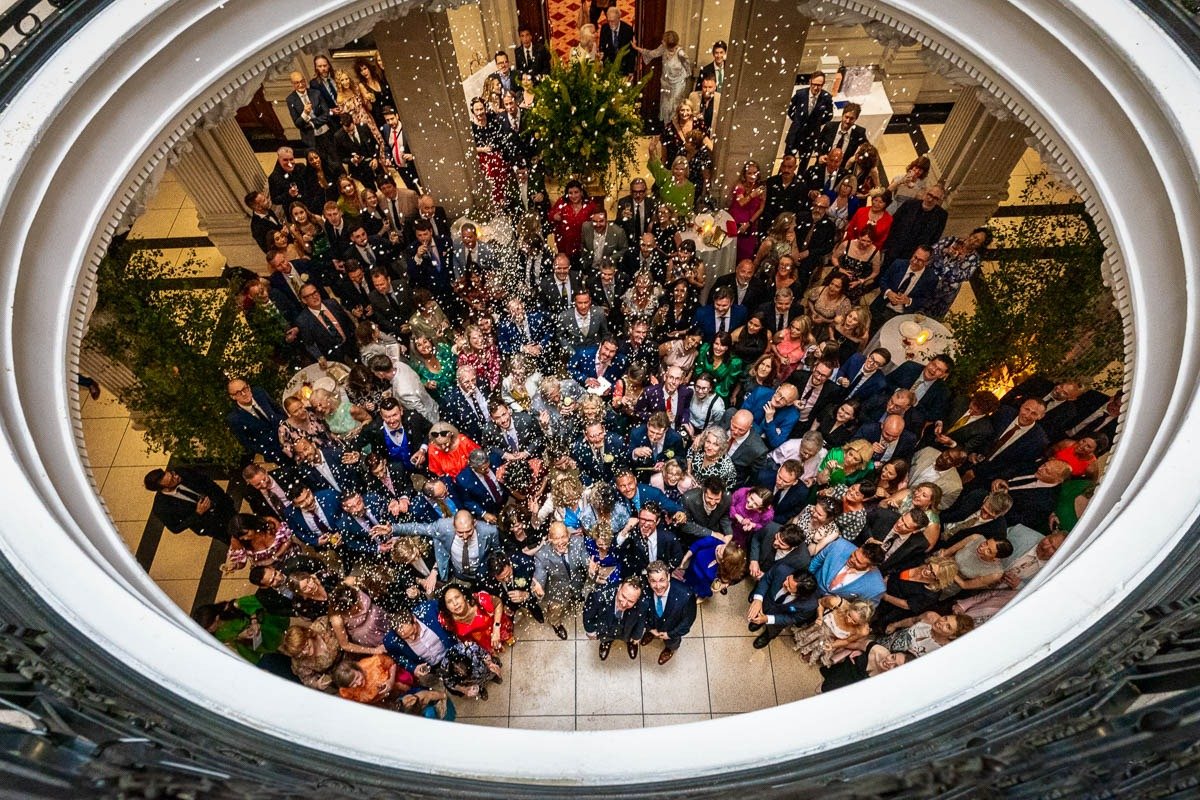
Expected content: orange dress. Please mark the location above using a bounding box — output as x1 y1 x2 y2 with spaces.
427 435 480 479
440 591 514 654
338 654 414 705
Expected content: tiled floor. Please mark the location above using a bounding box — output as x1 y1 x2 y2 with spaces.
82 114 1073 731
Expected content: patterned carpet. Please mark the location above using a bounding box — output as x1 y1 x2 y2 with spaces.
546 0 639 62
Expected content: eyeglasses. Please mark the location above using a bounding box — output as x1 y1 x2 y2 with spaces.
431 431 452 438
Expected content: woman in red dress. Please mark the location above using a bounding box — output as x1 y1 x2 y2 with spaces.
470 96 509 210
438 584 514 655
548 180 599 257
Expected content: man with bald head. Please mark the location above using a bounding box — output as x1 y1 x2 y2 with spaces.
724 407 769 482
855 413 917 467
385 508 501 588
284 70 337 169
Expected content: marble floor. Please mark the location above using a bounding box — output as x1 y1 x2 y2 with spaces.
82 118 1072 731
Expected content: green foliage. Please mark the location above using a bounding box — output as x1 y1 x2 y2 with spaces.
945 172 1123 395
525 48 648 193
85 244 284 465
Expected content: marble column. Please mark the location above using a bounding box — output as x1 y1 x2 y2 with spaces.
171 117 267 269
374 9 484 216
477 0 520 59
712 0 812 201
928 88 1028 237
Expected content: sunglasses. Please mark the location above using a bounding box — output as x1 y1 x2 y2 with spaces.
431 431 452 438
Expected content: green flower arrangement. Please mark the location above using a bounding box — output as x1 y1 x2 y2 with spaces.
525 48 648 195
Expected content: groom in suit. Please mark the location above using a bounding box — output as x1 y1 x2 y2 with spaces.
641 561 697 664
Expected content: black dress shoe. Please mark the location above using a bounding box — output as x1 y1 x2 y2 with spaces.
478 685 489 701
530 605 546 623
599 640 612 661
553 624 569 640
640 632 655 646
627 641 639 659
752 631 772 649
748 621 763 632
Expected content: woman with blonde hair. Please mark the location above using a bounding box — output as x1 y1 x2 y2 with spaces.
771 315 816 382
333 68 385 152
874 556 960 630
279 619 342 692
791 595 874 666
814 438 874 492
634 30 692 126
753 212 803 273
571 23 599 63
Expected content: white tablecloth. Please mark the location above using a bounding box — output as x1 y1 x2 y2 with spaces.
282 361 350 405
681 210 737 304
869 314 955 371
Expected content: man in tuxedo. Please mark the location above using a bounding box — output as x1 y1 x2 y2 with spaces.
286 71 337 169
539 253 586 312
267 147 323 214
455 448 508 522
725 409 769 484
758 154 808 235
245 191 283 253
225 378 288 465
482 400 545 462
583 578 648 661
567 338 626 393
816 102 868 166
869 245 937 332
635 365 693 429
572 421 629 485
886 355 954 431
514 26 551 84
295 282 357 363
792 196 839 284
367 269 412 337
693 287 748 343
440 365 492 441
883 184 948 265
506 161 550 222
678 478 733 543
622 231 667 282
381 107 422 192
556 289 611 352
628 414 686 474
361 397 430 470
642 562 697 664
965 398 1050 484
333 114 381 191
578 208 628 274
144 468 235 543
756 287 804 334
598 6 636 77
617 502 684 578
925 390 1001 456
748 563 818 648
496 295 552 361
687 76 721 133
696 41 729 92
712 258 770 312
332 261 374 322
835 347 892 404
405 219 452 303
786 72 834 161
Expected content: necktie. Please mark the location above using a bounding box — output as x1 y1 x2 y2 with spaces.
326 78 336 101
265 489 285 517
633 204 642 235
312 510 331 534
665 393 674 418
461 539 471 571
388 292 402 313
561 552 571 578
506 429 519 451
526 48 533 64
361 246 375 265
390 201 402 226
897 271 915 293
392 133 403 164
835 128 848 152
847 372 865 397
656 594 665 617
988 425 1020 457
321 310 344 340
560 281 568 301
718 316 726 333
947 413 972 433
481 471 502 502
777 312 785 330
243 403 267 422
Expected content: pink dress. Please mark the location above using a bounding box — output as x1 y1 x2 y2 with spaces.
728 183 765 262
728 487 776 548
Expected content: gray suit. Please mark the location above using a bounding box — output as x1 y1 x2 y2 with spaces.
556 307 611 351
390 518 500 582
579 222 629 270
532 537 592 597
727 430 769 484
679 487 733 542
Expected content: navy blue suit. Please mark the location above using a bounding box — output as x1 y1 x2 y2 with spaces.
869 259 937 322
617 529 684 576
566 345 627 387
753 562 818 633
571 434 630 484
284 488 351 548
887 360 952 429
455 465 509 518
627 426 686 473
837 353 889 405
583 583 648 643
226 387 288 463
646 579 698 650
692 304 748 343
383 600 456 670
970 407 1051 483
853 421 918 465
615 483 684 517
496 310 553 357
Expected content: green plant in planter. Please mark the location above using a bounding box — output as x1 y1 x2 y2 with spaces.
525 48 648 195
85 243 284 466
945 172 1123 395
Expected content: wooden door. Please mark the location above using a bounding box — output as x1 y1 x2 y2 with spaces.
514 0 549 44
635 0 668 131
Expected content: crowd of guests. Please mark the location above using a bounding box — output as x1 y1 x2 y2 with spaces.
159 44 1124 717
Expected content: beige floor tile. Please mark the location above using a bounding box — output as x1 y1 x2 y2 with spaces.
640 638 710 714
698 586 755 637
643 713 711 728
705 637 776 714
877 133 917 176
152 247 186 269
768 637 824 705
170 207 205 238
574 640 642 716
114 520 147 554
80 386 131 419
508 639 575 716
214 575 257 603
453 652 513 717
155 579 199 612
920 123 944 149
82 417 128 470
129 210 179 238
576 714 642 731
148 530 214 580
180 246 227 278
101 466 158 522
146 181 189 211
515 611 574 641
509 716 575 731
112 424 170 468
460 716 509 728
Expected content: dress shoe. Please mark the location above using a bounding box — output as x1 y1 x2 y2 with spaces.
752 631 772 649
478 685 489 701
658 648 675 665
553 624 569 640
627 641 639 659
748 621 763 632
530 605 546 623
491 674 503 686
640 632 655 646
599 640 612 661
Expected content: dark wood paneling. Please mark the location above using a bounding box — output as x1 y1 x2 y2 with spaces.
515 0 549 43
635 0 667 130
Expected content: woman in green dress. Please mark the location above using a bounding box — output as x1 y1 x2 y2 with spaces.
811 438 874 500
647 137 696 219
694 331 745 402
410 334 457 398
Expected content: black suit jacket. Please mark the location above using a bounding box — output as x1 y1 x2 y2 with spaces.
883 202 949 263
786 369 843 427
538 271 587 313
479 411 546 458
763 472 810 521
1004 480 1060 534
618 530 684 576
755 562 817 626
151 469 235 541
646 580 697 644
804 163 847 197
728 430 769 484
816 120 868 164
792 215 839 275
615 194 660 242
749 526 811 574
971 408 1051 482
226 387 288 463
785 87 834 154
712 273 771 312
760 173 810 232
514 43 551 82
756 300 806 333
286 87 332 149
403 208 453 253
598 21 636 73
368 284 414 336
294 298 357 361
583 583 648 642
268 162 324 214
250 212 283 253
678 487 733 542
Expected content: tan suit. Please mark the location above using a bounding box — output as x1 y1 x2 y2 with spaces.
909 446 963 510
687 90 722 131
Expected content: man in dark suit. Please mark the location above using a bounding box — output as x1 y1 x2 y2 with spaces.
451 222 499 283
993 460 1073 534
242 462 310 520
761 459 809 521
144 468 235 543
855 414 918 467
616 179 658 243
405 219 453 303
617 502 685 577
267 147 323 215
869 246 938 332
939 489 1011 546
440 366 492 441
695 41 729 92
748 562 817 648
759 153 809 234
572 421 630 485
367 269 412 337
514 26 551 84
331 261 374 321
712 258 771 312
583 578 649 661
785 73 834 161
634 364 693 429
496 295 553 361
835 348 892 405
792 198 839 284
245 191 283 253
294 282 357 363
291 438 363 497
965 398 1050 485
589 260 630 330
567 339 626 392
341 222 399 278
786 360 841 432
497 91 535 163
538 253 587 313
622 231 667 282
481 400 545 462
578 208 629 274
803 147 848 200
333 114 382 191
1002 376 1087 443
285 71 337 169
488 50 520 98
693 287 748 343
361 398 430 469
864 508 932 576
678 478 733 543
404 194 452 254
321 205 354 268
598 6 636 76
756 288 805 334
381 107 423 192
725 409 769 484
748 522 810 583
816 103 868 166
225 379 288 465
642 562 697 664
628 414 686 474
455 448 508 522
924 390 1001 456
556 289 612 352
309 55 339 113
506 161 551 222
886 355 954 431
883 185 948 265
1065 390 1121 449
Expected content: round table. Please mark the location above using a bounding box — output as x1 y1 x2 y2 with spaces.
281 361 351 405
869 314 955 371
681 210 737 304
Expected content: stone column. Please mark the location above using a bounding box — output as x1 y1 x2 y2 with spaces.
477 0 520 59
712 0 813 202
928 88 1028 236
374 10 484 216
879 43 927 115
171 117 267 269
